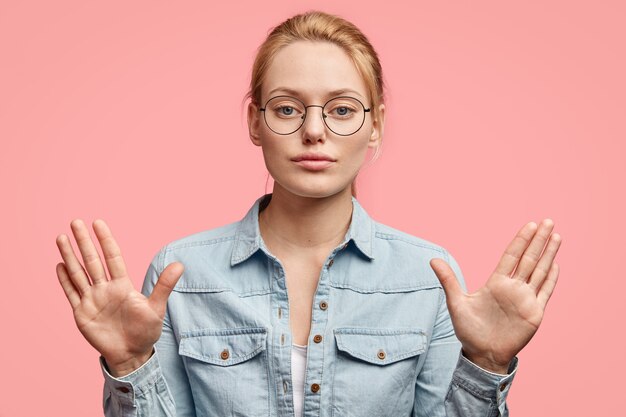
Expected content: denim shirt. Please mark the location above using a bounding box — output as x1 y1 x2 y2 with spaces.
101 193 518 417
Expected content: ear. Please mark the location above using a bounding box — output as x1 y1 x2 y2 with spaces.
247 101 262 146
368 103 385 149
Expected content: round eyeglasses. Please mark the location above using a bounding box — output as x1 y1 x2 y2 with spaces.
259 95 371 136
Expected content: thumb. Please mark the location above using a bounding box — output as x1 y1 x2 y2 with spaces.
430 258 463 304
149 262 184 315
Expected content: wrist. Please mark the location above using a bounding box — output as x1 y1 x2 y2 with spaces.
462 349 511 374
105 348 154 377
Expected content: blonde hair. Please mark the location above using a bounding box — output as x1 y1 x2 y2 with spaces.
247 11 386 197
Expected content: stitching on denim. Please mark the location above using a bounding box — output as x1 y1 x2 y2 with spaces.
328 281 442 293
374 232 447 254
335 328 424 336
172 287 271 296
173 286 231 292
263 347 271 417
165 235 236 252
180 326 268 338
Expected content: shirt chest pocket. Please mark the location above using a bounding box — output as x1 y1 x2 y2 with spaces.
331 328 427 417
178 327 270 417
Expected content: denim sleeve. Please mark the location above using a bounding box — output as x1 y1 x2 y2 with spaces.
413 250 517 417
100 248 196 416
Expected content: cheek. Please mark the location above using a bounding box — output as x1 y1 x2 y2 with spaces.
259 137 289 173
343 134 372 167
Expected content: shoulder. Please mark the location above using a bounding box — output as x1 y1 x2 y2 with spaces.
369 220 466 291
148 220 241 276
373 220 451 261
164 221 240 253
146 217 273 294
328 218 459 293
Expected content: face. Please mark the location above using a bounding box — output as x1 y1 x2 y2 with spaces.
247 41 385 200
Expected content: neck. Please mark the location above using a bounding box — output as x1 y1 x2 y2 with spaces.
259 184 354 253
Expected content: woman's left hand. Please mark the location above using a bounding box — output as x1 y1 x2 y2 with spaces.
430 219 562 374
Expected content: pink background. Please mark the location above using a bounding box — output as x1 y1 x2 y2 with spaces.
1 1 624 415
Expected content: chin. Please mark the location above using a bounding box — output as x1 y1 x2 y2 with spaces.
274 179 353 200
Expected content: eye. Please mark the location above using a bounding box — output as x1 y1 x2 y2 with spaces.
267 97 305 119
327 104 357 119
278 106 295 116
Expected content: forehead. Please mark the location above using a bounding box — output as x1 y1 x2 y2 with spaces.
262 41 368 101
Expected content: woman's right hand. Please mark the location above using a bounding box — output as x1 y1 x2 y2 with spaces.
55 219 184 377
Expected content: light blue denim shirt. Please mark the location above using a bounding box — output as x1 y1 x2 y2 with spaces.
101 193 518 417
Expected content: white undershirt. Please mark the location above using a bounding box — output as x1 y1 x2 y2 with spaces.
291 343 308 417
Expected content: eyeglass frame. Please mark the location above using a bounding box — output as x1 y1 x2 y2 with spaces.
258 95 371 136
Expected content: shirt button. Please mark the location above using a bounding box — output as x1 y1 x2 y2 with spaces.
116 386 130 393
377 350 386 360
500 382 508 391
319 301 328 310
313 334 323 343
310 383 320 393
328 259 334 267
220 349 230 360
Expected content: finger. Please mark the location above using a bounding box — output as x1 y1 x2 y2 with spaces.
511 218 555 282
537 262 560 310
70 219 108 284
56 262 81 309
493 221 538 278
56 233 91 294
149 262 184 316
92 219 129 280
430 258 463 305
528 233 562 291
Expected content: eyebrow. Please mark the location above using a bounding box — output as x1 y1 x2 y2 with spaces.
267 87 366 100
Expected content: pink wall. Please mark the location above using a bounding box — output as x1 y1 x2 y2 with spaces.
1 1 624 415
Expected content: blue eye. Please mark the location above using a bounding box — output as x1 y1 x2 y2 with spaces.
328 106 354 118
279 106 294 116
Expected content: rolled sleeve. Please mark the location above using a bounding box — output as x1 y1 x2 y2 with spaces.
447 352 519 417
101 348 175 416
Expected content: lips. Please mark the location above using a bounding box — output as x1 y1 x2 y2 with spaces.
291 152 336 162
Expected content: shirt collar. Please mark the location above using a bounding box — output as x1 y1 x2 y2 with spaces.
230 193 375 266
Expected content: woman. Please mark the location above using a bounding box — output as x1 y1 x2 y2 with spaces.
55 11 561 417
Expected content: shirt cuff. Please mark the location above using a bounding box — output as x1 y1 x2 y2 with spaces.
100 348 161 407
452 351 519 415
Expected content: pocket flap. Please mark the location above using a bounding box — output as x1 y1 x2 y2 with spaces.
334 328 426 365
179 327 267 366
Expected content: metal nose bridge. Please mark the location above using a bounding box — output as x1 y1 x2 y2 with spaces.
302 104 327 120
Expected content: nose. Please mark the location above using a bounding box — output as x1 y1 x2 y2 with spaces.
301 105 327 143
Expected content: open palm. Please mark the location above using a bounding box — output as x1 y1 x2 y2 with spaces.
430 219 562 373
55 219 184 377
